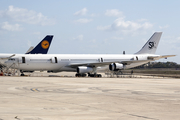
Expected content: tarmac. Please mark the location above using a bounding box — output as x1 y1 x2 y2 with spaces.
0 73 180 120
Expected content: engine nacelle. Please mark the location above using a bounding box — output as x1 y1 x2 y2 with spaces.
109 63 124 71
77 66 93 74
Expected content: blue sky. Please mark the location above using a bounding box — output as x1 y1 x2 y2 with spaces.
0 0 179 63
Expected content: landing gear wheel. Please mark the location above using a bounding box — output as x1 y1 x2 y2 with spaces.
75 73 86 77
96 74 102 77
98 74 102 77
88 73 102 77
82 73 86 77
75 73 79 77
20 73 25 76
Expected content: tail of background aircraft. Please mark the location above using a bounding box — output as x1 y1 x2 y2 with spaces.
26 35 53 54
25 46 34 54
135 32 162 54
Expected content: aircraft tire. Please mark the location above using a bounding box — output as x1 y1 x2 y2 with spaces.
75 73 86 77
98 74 102 77
20 73 25 76
75 73 79 77
88 73 102 77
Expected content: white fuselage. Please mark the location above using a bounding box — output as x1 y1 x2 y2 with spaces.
1 53 158 72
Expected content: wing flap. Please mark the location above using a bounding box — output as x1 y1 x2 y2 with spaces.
121 60 151 65
148 55 176 60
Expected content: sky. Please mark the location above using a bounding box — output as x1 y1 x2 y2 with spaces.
0 0 180 63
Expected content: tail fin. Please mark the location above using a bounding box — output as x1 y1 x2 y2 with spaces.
25 46 34 54
135 32 162 54
26 35 53 54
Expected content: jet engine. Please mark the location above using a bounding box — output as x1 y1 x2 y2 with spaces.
77 66 93 74
109 63 124 71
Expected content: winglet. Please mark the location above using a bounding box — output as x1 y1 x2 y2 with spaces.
26 35 53 54
135 32 162 54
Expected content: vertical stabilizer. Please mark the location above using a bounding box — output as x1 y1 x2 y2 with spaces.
25 46 34 54
26 35 53 54
135 32 162 54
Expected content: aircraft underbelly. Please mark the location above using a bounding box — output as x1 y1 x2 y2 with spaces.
19 62 63 71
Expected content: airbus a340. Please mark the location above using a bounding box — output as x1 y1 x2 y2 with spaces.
1 32 175 77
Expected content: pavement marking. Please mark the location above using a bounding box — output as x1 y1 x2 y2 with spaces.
30 88 39 92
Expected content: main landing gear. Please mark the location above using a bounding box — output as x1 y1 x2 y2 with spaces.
75 73 86 77
75 73 102 77
88 73 102 77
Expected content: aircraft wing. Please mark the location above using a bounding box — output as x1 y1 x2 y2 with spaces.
120 60 152 65
66 60 152 68
0 54 15 60
148 55 176 60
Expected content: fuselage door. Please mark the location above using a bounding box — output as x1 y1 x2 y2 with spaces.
19 57 26 64
98 57 103 62
51 57 58 63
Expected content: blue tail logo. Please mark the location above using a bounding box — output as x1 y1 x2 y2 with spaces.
26 35 53 54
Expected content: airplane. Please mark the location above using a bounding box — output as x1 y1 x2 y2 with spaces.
0 35 53 71
2 32 175 77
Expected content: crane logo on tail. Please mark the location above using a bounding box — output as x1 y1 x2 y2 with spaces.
41 40 49 49
148 41 156 49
